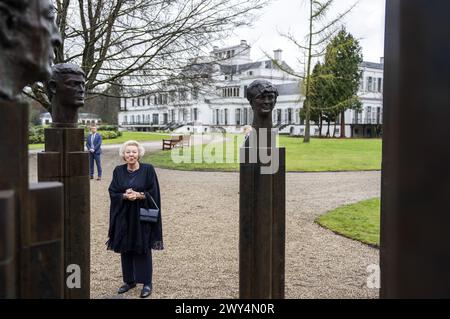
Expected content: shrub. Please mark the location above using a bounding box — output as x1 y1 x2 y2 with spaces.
28 125 46 144
98 125 119 132
98 130 118 140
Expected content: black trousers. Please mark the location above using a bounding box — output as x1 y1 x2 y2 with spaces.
121 251 152 286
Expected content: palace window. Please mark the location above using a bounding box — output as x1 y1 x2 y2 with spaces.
153 114 159 124
193 108 198 121
243 108 248 124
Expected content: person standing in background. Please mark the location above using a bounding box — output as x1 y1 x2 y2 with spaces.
86 124 102 180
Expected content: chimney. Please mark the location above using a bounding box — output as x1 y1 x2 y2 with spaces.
274 49 282 61
241 40 247 46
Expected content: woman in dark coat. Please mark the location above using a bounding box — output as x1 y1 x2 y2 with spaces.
107 140 163 298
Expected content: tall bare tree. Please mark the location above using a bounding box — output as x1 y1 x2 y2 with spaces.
28 0 268 111
273 0 356 143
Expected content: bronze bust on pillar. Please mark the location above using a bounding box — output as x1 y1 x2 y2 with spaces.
39 63 91 299
239 80 285 299
46 63 86 128
0 0 64 298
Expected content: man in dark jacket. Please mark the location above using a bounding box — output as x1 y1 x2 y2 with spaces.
86 125 102 180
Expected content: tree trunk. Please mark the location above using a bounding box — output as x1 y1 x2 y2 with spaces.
319 116 323 138
304 103 311 143
333 121 337 138
340 111 346 138
303 0 314 144
326 121 330 137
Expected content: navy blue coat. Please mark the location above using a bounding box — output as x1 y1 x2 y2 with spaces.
86 133 102 155
107 163 164 254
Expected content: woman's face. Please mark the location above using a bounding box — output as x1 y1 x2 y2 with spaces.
124 145 139 164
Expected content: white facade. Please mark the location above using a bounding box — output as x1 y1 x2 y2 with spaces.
118 42 384 138
40 112 102 126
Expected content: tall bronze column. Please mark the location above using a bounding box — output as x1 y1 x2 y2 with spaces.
38 63 90 299
381 0 450 298
0 0 63 298
0 101 28 298
0 190 15 298
239 81 286 299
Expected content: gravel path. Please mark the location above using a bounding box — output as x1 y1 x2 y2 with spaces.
29 144 380 299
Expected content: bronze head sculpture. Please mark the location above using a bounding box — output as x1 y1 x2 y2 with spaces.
246 80 279 130
0 0 61 101
47 63 86 127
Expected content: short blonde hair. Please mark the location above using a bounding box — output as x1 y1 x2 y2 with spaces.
243 125 252 134
119 140 145 160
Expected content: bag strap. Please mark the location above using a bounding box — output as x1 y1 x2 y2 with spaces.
147 193 160 210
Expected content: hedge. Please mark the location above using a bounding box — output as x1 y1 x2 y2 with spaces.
29 125 121 144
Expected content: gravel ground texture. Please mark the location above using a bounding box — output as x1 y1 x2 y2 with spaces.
29 141 380 299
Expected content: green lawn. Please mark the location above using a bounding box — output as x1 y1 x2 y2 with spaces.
29 143 45 150
281 137 382 172
101 131 171 145
315 198 381 247
142 135 382 172
29 132 171 150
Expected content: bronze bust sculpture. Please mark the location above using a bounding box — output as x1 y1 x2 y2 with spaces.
245 80 279 148
47 63 86 127
246 80 278 130
0 0 61 101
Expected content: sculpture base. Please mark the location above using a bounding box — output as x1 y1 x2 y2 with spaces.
38 128 90 299
239 147 285 299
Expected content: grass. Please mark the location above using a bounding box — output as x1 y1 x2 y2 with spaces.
315 198 381 247
142 135 382 172
29 143 45 150
101 131 171 145
281 136 382 172
28 131 171 150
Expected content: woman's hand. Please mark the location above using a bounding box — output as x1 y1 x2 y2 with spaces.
123 190 144 201
127 192 138 201
131 191 145 200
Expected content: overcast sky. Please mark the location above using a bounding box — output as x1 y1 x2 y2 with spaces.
218 0 386 71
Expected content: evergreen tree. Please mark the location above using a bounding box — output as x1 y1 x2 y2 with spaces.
271 1 357 143
324 28 363 137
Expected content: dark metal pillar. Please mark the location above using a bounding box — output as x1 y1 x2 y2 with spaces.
1 101 65 298
381 0 450 298
239 146 285 299
0 190 15 298
0 101 29 298
26 183 64 298
38 127 90 299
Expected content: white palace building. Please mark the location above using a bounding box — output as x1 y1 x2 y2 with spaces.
118 41 384 138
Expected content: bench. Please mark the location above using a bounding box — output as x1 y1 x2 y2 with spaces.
162 135 191 150
163 135 183 151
